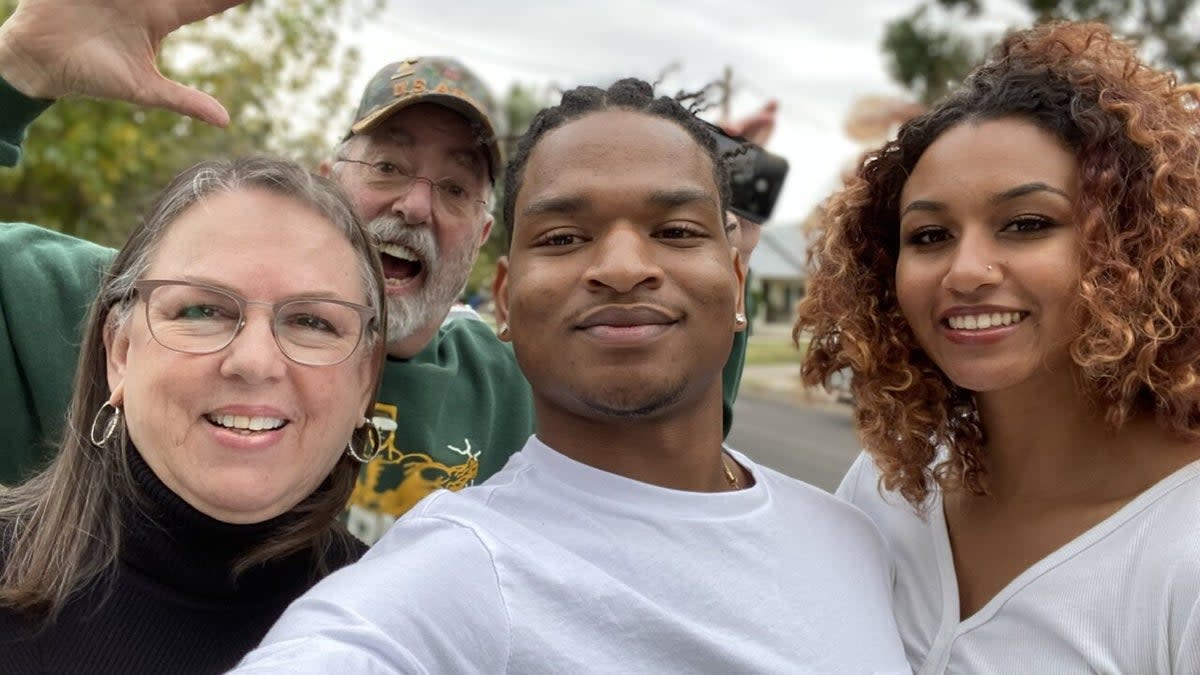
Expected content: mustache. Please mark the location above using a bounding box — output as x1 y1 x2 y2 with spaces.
366 215 438 263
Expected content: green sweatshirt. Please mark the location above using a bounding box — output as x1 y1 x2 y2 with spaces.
0 79 747 543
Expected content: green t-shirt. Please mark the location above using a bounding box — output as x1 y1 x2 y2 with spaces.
0 80 748 544
344 320 534 543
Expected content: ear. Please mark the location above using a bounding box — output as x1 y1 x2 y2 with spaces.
731 246 748 334
492 255 511 342
724 211 740 245
478 214 494 248
354 346 379 419
103 311 131 405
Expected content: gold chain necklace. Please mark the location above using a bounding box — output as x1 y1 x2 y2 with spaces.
722 454 739 489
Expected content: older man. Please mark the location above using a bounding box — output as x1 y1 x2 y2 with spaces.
0 0 754 544
317 57 540 543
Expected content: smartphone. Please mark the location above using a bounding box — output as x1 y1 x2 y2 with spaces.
703 120 790 224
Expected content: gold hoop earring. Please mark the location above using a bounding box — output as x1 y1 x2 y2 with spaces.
90 402 123 447
346 418 382 463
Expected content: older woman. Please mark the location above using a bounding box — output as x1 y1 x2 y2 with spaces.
0 156 386 674
797 22 1200 674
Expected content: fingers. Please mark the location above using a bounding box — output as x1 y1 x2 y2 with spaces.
720 100 778 145
143 75 231 127
152 1 252 126
737 100 779 146
171 0 255 27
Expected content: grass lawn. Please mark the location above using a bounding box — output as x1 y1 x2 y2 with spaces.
744 332 807 366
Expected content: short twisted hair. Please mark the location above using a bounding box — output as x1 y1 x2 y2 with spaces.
501 77 732 245
796 21 1200 507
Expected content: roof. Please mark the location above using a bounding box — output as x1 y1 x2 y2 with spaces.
751 223 807 281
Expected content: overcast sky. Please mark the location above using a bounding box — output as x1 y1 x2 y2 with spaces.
346 0 1034 226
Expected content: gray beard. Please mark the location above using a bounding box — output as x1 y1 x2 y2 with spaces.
366 215 481 348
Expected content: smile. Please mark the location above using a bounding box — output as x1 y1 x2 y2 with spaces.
575 305 681 347
205 414 287 433
378 242 425 291
943 311 1027 331
581 323 676 345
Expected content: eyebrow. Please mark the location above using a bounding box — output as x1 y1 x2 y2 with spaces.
521 188 718 218
174 275 351 303
379 127 415 147
371 130 484 177
900 181 1071 217
899 199 943 217
990 181 1070 204
449 149 485 173
647 187 719 210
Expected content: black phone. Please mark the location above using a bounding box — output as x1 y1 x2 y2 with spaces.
703 120 790 224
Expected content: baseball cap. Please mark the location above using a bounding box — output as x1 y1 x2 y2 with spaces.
347 56 503 181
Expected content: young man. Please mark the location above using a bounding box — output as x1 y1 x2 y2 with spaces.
0 0 754 543
231 79 908 674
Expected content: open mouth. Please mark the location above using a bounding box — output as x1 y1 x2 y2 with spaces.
943 311 1028 331
204 414 288 434
379 242 424 288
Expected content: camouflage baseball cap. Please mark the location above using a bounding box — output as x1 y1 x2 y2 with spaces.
347 56 503 181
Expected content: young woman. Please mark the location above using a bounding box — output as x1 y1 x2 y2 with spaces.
797 21 1200 673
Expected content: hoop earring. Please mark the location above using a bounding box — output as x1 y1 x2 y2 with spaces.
346 418 381 463
90 402 123 447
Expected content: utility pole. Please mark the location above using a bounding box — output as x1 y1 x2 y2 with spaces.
720 65 733 122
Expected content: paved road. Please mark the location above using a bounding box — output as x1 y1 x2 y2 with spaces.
728 393 862 493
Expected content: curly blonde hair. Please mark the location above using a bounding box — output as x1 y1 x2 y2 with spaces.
796 21 1200 508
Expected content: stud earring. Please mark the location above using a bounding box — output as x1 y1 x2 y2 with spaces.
734 313 746 325
498 322 510 338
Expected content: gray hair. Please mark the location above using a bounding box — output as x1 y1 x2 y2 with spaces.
107 156 383 331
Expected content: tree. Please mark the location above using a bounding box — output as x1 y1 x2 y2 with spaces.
0 0 381 245
466 82 552 297
883 0 1200 105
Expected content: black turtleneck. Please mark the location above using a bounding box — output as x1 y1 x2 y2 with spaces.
0 449 366 674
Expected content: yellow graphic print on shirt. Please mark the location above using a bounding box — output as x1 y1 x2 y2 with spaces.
347 402 480 544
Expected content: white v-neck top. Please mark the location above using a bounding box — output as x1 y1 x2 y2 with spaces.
839 452 1200 674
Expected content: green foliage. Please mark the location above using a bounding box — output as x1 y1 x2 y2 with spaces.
883 5 983 104
0 0 382 246
882 0 1200 105
466 82 553 296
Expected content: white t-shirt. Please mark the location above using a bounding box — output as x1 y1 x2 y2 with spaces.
234 437 909 674
838 452 1200 674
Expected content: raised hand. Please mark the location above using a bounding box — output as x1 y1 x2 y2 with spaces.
722 100 779 147
0 0 250 126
